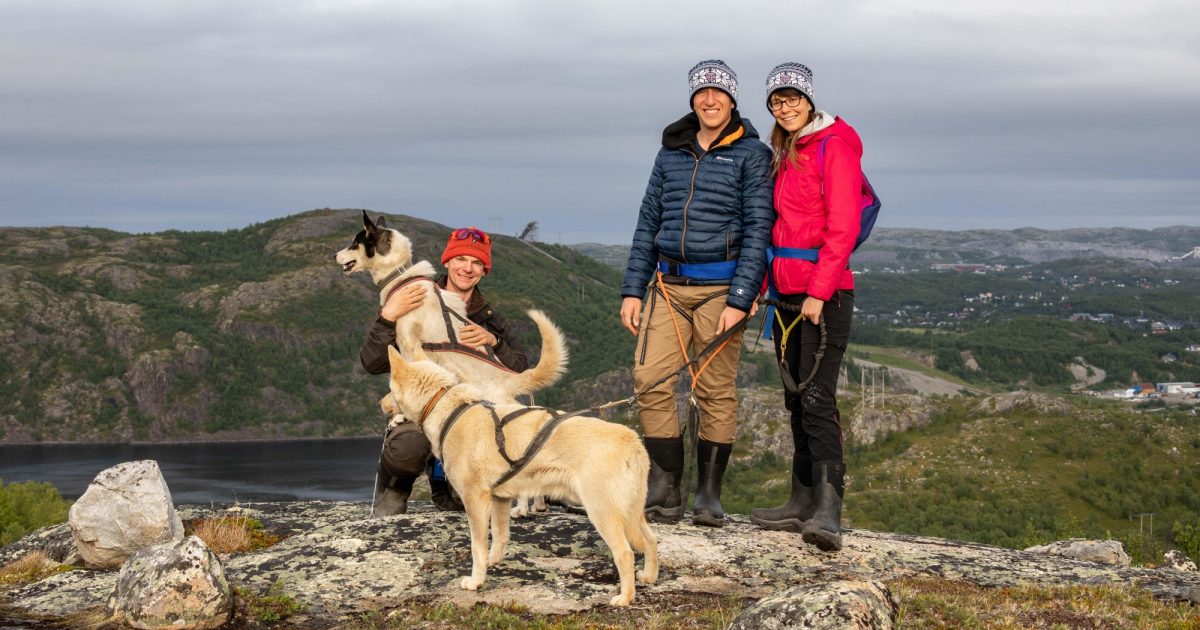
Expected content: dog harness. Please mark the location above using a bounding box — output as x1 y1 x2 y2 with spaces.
417 391 591 493
381 273 517 373
421 284 518 374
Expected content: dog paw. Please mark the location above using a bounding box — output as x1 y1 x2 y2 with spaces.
510 507 527 518
609 593 632 607
460 576 484 591
487 553 505 567
636 569 657 585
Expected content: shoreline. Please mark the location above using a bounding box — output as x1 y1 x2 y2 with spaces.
0 434 382 447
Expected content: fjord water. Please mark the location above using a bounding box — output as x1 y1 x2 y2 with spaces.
0 438 381 503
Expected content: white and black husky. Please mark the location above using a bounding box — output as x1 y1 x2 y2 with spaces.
334 211 568 403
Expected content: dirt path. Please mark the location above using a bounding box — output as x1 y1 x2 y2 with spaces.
853 359 983 397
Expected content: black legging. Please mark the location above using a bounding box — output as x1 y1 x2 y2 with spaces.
772 290 854 485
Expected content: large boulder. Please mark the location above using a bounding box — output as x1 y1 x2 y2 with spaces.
106 536 233 630
68 460 185 568
1024 538 1131 567
729 579 898 629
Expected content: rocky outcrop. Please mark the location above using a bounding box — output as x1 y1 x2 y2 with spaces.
847 395 938 446
974 391 1073 416
5 501 1199 627
1164 550 1198 572
1024 539 1131 567
67 461 185 569
124 332 214 436
107 536 232 630
729 579 898 630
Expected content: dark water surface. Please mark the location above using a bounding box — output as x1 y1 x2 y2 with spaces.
0 438 382 503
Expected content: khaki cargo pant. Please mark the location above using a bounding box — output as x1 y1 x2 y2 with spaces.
633 283 744 443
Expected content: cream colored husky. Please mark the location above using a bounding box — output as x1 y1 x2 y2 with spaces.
382 341 659 607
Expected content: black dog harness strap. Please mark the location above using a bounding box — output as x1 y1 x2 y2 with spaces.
421 289 514 372
491 408 590 489
435 400 493 467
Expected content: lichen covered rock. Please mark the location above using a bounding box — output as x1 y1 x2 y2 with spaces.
106 536 232 630
729 579 897 629
68 460 185 568
1024 538 1131 567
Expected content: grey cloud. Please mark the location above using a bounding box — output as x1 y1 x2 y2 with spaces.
1 0 1198 240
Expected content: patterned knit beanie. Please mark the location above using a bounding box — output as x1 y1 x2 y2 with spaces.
765 62 814 106
688 59 738 107
441 227 492 273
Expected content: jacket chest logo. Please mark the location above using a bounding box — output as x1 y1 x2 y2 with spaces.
715 156 734 162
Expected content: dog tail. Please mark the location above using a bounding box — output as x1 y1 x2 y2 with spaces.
515 309 569 395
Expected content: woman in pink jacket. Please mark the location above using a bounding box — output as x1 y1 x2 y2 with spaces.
750 62 866 552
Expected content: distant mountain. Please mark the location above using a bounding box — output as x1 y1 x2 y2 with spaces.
0 210 631 443
571 226 1200 270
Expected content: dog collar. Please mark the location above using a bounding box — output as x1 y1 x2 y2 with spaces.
375 262 411 288
417 387 450 427
381 274 434 305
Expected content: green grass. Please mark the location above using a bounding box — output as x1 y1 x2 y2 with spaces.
729 394 1200 559
232 579 307 624
350 593 745 629
891 578 1200 629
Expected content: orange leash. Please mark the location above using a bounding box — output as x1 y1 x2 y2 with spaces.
655 271 737 389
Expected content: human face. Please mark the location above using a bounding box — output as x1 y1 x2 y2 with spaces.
691 87 734 134
769 89 812 134
445 255 486 294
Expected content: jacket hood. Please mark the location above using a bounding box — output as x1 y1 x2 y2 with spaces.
662 109 761 150
798 114 862 157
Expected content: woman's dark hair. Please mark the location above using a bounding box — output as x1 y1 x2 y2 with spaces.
768 88 815 175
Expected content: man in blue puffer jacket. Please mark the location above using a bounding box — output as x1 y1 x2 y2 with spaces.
619 59 774 528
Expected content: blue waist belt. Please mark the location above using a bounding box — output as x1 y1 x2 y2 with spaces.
763 246 821 340
657 259 737 281
768 246 820 263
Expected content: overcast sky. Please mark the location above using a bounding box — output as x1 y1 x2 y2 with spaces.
1 0 1197 243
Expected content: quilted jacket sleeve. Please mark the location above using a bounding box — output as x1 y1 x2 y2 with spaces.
620 153 666 299
726 143 775 312
359 316 396 375
808 136 862 301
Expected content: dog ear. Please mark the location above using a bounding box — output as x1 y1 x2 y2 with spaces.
362 210 375 231
375 215 388 229
387 345 407 376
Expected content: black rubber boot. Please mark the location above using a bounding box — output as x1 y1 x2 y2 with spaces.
643 437 684 523
372 462 414 517
427 460 464 512
692 439 732 528
749 473 815 532
802 461 845 551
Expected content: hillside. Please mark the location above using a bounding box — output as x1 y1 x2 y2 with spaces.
728 389 1200 559
0 210 632 443
570 226 1200 270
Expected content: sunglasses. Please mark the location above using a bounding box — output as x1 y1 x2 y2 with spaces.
452 227 490 244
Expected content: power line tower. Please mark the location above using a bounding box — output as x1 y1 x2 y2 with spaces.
861 366 888 409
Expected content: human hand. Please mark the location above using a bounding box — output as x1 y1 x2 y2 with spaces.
381 283 426 322
458 323 497 349
749 299 760 318
800 297 824 325
714 306 747 336
620 297 642 336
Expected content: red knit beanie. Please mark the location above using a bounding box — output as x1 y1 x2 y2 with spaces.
440 227 492 273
